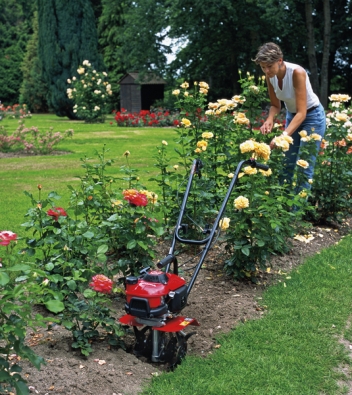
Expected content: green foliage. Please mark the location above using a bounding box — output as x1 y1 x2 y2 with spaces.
0 0 34 105
154 75 309 279
98 0 126 110
19 10 49 113
0 238 48 394
37 0 104 118
18 147 163 355
309 95 352 224
67 60 113 123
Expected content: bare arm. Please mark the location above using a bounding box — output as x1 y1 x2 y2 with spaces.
260 76 281 134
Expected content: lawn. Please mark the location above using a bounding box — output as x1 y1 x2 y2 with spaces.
0 114 179 234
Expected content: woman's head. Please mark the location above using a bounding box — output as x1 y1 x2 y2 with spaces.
253 42 283 64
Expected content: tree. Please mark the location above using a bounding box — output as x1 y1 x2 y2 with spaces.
112 0 274 101
0 0 35 105
20 11 49 113
256 0 351 108
98 0 127 111
37 0 104 118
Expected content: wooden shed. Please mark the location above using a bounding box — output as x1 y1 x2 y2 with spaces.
118 72 166 113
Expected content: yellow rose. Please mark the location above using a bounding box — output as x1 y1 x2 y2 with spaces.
227 173 234 178
299 130 308 137
180 82 189 89
234 196 249 210
329 94 351 102
199 88 208 94
181 118 192 128
297 159 309 169
240 140 255 153
199 81 209 89
173 165 179 170
162 140 168 145
273 135 290 151
197 140 208 151
202 132 214 139
219 217 230 230
299 191 307 198
244 166 258 175
346 134 352 141
194 148 202 154
232 95 246 104
310 133 322 141
249 85 259 93
335 112 348 122
259 168 272 176
265 191 269 195
208 102 219 109
172 89 180 95
254 142 271 161
233 112 250 125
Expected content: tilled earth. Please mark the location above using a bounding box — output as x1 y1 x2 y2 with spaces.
16 222 350 395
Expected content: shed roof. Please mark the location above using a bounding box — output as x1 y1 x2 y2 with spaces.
119 72 166 85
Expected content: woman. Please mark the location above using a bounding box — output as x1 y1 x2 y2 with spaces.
253 42 326 191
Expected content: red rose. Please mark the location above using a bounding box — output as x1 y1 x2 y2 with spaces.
0 230 17 246
47 207 67 221
123 189 148 206
89 274 113 294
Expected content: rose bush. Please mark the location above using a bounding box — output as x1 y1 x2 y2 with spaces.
308 94 352 224
67 60 112 123
0 230 50 395
114 108 180 127
19 147 163 356
0 120 73 154
150 74 309 279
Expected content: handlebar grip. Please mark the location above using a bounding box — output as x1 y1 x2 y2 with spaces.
255 162 270 171
157 254 175 269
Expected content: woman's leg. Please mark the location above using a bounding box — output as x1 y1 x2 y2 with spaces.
296 104 326 191
282 105 326 191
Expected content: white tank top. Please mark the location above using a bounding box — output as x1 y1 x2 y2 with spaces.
269 61 320 113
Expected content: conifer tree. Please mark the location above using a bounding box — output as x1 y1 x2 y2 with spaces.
37 0 104 118
0 0 34 105
20 11 49 113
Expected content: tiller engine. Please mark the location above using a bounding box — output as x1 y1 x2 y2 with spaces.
119 158 269 368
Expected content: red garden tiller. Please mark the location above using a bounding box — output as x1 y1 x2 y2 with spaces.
119 157 269 368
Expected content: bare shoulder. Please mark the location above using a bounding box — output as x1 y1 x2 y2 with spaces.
292 67 306 86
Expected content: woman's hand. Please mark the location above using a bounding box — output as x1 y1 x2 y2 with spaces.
269 138 276 149
260 119 273 134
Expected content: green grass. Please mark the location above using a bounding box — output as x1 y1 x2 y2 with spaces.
141 235 352 395
0 114 179 234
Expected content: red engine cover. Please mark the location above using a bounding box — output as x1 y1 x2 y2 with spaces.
125 270 186 309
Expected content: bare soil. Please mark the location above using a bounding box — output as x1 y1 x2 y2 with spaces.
17 222 350 395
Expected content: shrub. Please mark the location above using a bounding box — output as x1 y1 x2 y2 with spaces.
0 120 73 154
20 148 163 355
114 107 181 127
0 231 48 394
67 60 113 123
309 94 352 224
152 76 309 279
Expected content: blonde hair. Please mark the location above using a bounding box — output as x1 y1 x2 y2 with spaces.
253 42 283 64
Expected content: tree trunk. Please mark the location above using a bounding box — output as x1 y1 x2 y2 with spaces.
320 0 331 108
304 0 320 95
